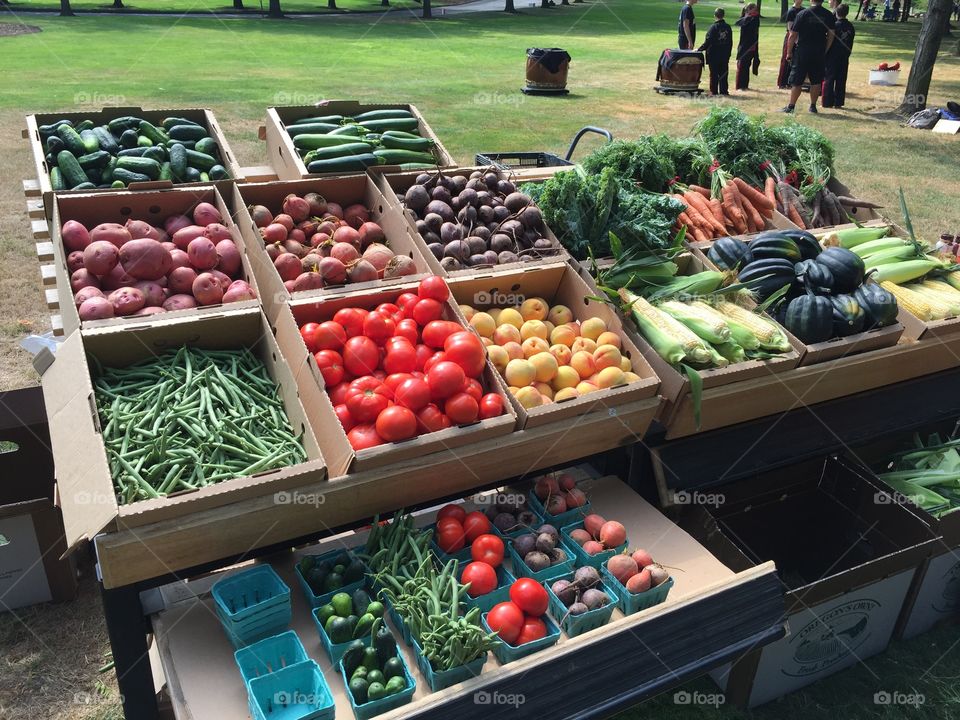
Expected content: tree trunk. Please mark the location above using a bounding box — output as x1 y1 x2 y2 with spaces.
780 0 788 21
422 0 430 18
381 0 389 6
267 0 282 15
898 0 953 113
757 0 762 15
327 0 336 8
504 0 515 10
112 0 124 7
233 0 244 9
59 0 74 15
899 0 910 21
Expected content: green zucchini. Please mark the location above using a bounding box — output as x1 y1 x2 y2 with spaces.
184 149 217 171
92 126 120 155
379 134 435 151
285 123 340 137
194 137 218 156
139 120 169 146
45 135 65 154
168 124 208 142
291 114 345 125
358 118 420 133
143 146 167 163
75 119 94 132
136 135 154 148
209 164 229 180
328 124 364 137
112 168 152 185
119 129 139 149
372 149 435 165
159 162 173 182
78 150 111 171
353 109 414 122
169 143 188 181
117 156 162 179
183 167 202 183
380 129 422 140
304 142 375 163
79 129 100 153
162 116 202 130
307 154 378 174
57 125 87 156
293 134 368 151
56 150 87 188
72 182 97 191
108 116 141 134
50 166 65 191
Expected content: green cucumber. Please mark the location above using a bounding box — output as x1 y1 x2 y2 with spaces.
285 122 340 137
75 119 94 132
293 134 369 151
159 162 173 182
184 167 202 182
72 182 97 191
112 168 152 185
353 109 414 122
209 164 229 180
143 146 167 163
291 114 345 125
359 118 420 132
79 129 100 153
165 139 196 150
92 126 120 154
373 149 435 165
50 166 65 191
111 180 126 188
139 120 169 146
199 172 210 182
168 124 208 142
102 157 118 183
328 124 364 137
169 143 188 181
184 149 217 171
117 147 149 157
38 119 73 138
78 150 111 171
85 168 101 184
108 116 141 134
162 116 202 130
57 125 87 156
119 129 139 149
46 135 65 154
56 150 87 188
307 154 378 174
117 156 162 179
136 135 154 148
304 142 375 163
379 134 435 151
194 137 218 156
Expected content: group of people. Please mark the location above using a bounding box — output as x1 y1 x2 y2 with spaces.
677 0 856 112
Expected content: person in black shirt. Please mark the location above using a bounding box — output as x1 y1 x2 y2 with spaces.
778 0 805 88
783 0 836 113
823 3 855 106
735 3 761 90
678 0 698 50
699 7 733 95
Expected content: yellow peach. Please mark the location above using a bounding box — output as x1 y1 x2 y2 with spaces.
624 371 642 383
520 320 549 342
508 386 520 396
498 308 524 329
459 304 476 322
470 312 496 338
553 387 580 402
522 337 551 359
505 358 536 387
519 297 549 321
552 365 580 390
543 320 555 336
565 321 582 336
547 304 574 326
486 345 510 374
494 323 522 346
570 350 597 380
481 337 493 347
596 331 621 349
571 337 598 355
576 380 598 395
620 356 632 372
515 386 544 409
550 324 578 347
487 308 502 324
580 317 607 341
596 366 626 389
593 344 622 371
530 352 559 383
502 341 524 361
534 382 554 400
549 343 573 366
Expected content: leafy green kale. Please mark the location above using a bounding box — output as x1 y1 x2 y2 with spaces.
581 135 680 192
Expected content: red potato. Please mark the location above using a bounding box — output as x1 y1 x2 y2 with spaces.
172 225 206 250
125 219 162 241
61 220 91 252
274 253 302 282
90 223 131 248
162 293 198 311
67 250 85 274
132 306 166 317
192 272 224 306
108 287 145 316
192 202 221 226
164 214 193 236
187 237 218 271
161 241 177 252
99 263 137 291
73 286 104 307
168 267 198 294
168 248 191 271
83 240 120 276
133 281 165 307
119 239 171 280
78 296 114 320
204 223 232 242
209 269 232 291
223 280 257 303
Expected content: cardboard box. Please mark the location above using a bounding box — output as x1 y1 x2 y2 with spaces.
276 281 518 477
229 177 433 323
679 456 937 708
263 102 455 180
830 177 883 223
374 167 572 279
24 107 242 218
447 263 661 428
844 422 960 639
34 308 328 549
0 387 77 611
50 185 261 335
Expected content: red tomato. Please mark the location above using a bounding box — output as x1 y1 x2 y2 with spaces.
414 344 434 371
333 308 368 338
509 577 549 616
412 298 443 327
461 562 498 597
345 384 390 423
363 311 396 345
334 403 353 432
418 276 450 303
383 341 417 375
471 534 505 568
313 321 346 351
515 616 548 646
397 292 420 320
427 361 466 401
462 511 491 543
461 378 483 402
444 331 487 378
478 393 505 419
436 504 467 523
395 318 419 344
435 523 466 554
372 369 387 381
416 404 448 434
347 423 382 451
445 392 479 425
383 373 413 396
422 351 447 375
328 382 350 406
421 320 462 349
314 349 344 387
343 336 379 377
375 406 417 442
350 375 382 392
486 601 524 644
299 322 323 353
436 517 463 534
375 302 403 323
395 378 430 411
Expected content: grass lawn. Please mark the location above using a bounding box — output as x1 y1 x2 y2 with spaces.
0 2 959 718
1 0 450 14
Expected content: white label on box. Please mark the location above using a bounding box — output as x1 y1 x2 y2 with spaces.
0 514 52 611
901 550 960 639
747 569 913 707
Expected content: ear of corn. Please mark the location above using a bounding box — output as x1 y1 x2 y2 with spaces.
619 289 713 366
941 271 960 293
851 237 909 258
921 279 960 298
657 300 731 344
870 259 940 284
714 341 747 364
881 281 933 321
714 301 792 353
908 283 960 318
861 246 918 267
702 343 730 368
817 225 890 248
645 270 725 301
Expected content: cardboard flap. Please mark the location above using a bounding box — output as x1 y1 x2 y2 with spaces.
38 332 117 551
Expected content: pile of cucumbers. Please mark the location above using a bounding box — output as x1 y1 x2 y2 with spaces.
341 618 410 706
298 550 366 596
316 587 386 645
37 115 230 190
285 108 440 174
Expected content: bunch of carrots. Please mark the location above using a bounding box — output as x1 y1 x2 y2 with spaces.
669 174 775 242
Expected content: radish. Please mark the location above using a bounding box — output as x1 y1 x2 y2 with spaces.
283 194 311 223
626 569 652 594
248 205 273 228
330 242 360 264
304 192 327 217
326 202 344 219
582 540 604 556
545 494 567 515
558 473 577 491
261 223 288 244
647 564 670 587
583 513 606 539
599 520 627 549
273 213 295 232
534 475 559 501
318 257 346 285
631 548 654 568
343 204 370 229
333 225 362 249
362 243 394 278
358 221 385 247
564 488 588 508
606 553 638 584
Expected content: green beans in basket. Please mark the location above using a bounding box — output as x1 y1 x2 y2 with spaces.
91 346 306 505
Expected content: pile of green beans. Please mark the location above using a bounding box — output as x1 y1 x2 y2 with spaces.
363 511 433 580
91 346 306 505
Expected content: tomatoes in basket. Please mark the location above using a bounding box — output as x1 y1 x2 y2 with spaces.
343 336 379 377
363 311 396 345
509 577 549 616
334 403 353 432
345 384 390 423
470 534 504 568
416 404 449 434
421 320 462 349
313 350 344 387
394 378 430 411
445 392 479 425
435 521 466 554
462 378 483 402
436 503 466 524
412 298 443 326
347 423 382 451
397 292 420 320
462 511 491 543
515 616 548 646
383 340 417 375
462 562 498 597
418 276 450 303
395 318 419 344
333 307 367 338
486 601 524 645
427 361 465 401
478 393 505 419
375 406 417 442
444 331 486 378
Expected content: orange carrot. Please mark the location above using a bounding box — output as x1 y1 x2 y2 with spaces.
786 200 807 229
721 203 740 234
764 177 777 213
708 198 727 228
674 196 710 237
688 185 712 198
733 177 775 215
739 192 765 231
721 183 748 234
685 192 726 235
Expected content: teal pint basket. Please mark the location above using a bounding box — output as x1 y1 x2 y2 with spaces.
410 636 486 691
544 573 618 638
481 611 560 664
248 659 335 720
560 521 628 569
600 567 674 615
294 547 368 610
235 631 308 685
339 649 416 720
